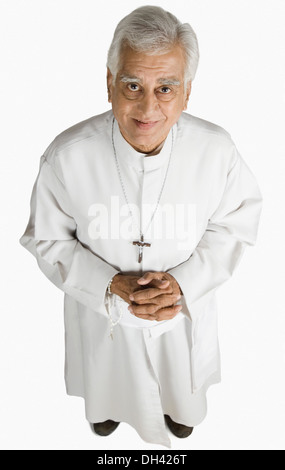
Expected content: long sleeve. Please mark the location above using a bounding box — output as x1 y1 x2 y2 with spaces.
168 149 263 320
19 155 119 314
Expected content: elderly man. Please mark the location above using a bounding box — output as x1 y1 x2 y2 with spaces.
20 6 262 447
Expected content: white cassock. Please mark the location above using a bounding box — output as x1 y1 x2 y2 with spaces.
19 110 262 447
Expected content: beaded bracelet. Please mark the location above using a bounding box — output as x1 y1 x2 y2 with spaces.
107 276 114 295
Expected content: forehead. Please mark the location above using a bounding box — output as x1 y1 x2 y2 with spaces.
118 44 186 80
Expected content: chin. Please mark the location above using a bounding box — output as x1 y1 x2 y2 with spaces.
132 125 165 139
131 133 158 145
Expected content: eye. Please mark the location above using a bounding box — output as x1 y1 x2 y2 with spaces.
127 83 140 92
159 86 171 94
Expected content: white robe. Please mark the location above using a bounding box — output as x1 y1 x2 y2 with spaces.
19 110 262 447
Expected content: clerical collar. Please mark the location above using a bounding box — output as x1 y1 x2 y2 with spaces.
112 117 177 171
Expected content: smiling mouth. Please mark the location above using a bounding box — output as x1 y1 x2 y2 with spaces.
133 119 159 129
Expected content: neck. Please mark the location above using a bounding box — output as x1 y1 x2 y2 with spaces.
144 141 165 156
119 129 166 156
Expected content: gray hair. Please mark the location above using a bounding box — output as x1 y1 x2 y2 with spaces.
107 6 199 88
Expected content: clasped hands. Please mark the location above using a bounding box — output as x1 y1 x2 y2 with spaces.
110 272 183 322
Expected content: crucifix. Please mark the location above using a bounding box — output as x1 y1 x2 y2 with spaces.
133 235 151 263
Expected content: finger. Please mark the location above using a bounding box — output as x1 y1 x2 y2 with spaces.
130 291 181 305
153 293 182 307
149 279 170 290
137 272 163 285
130 287 177 303
130 288 160 302
131 305 183 322
155 305 183 321
128 303 158 315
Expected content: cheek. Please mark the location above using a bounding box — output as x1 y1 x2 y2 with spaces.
113 95 135 117
162 98 185 119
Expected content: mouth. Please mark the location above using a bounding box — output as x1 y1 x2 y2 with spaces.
133 119 159 130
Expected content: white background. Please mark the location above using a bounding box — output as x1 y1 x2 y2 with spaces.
1 0 285 450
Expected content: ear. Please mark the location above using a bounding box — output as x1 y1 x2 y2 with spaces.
107 68 114 103
183 82 192 110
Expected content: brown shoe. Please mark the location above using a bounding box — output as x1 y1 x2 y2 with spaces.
92 419 120 436
164 415 194 438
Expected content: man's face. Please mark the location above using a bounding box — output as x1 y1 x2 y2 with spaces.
107 44 191 153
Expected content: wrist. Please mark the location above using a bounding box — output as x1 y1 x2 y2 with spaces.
109 273 121 295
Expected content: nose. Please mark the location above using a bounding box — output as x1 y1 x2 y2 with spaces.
137 91 160 118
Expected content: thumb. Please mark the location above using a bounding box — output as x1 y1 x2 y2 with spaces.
137 272 156 285
137 272 166 285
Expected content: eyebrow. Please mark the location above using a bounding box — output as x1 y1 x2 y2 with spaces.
119 75 181 86
120 75 142 84
159 78 181 86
